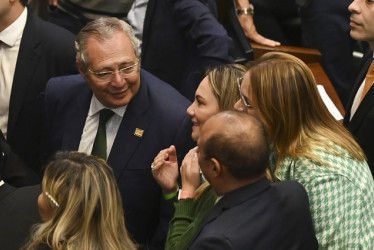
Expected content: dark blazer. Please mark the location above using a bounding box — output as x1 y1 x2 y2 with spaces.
141 0 234 101
0 183 41 250
6 7 77 175
0 130 40 187
343 52 374 176
43 69 195 249
189 178 318 250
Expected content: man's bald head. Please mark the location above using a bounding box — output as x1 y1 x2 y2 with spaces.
198 111 269 180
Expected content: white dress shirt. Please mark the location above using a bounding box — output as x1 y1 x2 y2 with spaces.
78 95 127 159
0 8 27 138
350 56 374 120
127 0 148 47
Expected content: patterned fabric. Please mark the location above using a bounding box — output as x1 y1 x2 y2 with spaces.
274 143 374 249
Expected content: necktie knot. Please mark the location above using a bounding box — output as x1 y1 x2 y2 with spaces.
99 109 114 124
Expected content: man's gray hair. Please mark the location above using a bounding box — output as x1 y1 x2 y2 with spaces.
75 17 140 72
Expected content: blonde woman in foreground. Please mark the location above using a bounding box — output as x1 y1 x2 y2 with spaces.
235 51 374 249
23 151 137 250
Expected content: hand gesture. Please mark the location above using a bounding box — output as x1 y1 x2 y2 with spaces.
180 147 201 193
151 145 179 194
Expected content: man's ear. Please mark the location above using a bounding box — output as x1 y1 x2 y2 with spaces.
77 61 89 81
210 158 222 177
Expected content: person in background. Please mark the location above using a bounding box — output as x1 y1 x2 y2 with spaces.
235 0 281 46
139 0 279 102
23 151 136 250
151 64 247 249
235 51 374 249
299 0 356 106
47 0 136 34
42 17 194 249
0 159 41 250
128 0 280 48
343 0 374 176
0 0 77 175
187 111 317 249
0 129 39 187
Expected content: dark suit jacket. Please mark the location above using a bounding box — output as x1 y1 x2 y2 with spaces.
43 69 195 249
0 130 40 187
344 52 374 176
6 7 77 175
189 178 318 250
141 0 234 101
0 183 41 250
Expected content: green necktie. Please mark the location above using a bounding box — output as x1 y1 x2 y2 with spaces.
91 109 114 160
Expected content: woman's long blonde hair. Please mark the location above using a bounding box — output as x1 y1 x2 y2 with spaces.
247 52 365 175
24 151 137 250
195 63 247 199
208 63 247 111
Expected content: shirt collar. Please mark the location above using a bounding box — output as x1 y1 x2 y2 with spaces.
0 7 27 47
88 95 127 117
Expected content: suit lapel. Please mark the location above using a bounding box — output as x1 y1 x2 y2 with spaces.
8 11 41 137
347 89 374 133
107 75 150 178
61 84 92 151
345 53 374 131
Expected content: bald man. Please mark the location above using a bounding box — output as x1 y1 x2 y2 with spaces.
188 111 318 250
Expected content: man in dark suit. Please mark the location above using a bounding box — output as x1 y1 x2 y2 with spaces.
43 17 194 249
188 111 318 249
0 0 77 175
299 0 356 106
0 129 39 187
141 0 234 101
0 171 41 250
343 0 374 176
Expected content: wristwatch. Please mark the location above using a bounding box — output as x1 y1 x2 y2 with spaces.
236 4 254 16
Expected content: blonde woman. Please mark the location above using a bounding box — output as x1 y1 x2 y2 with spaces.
23 151 137 250
151 64 247 250
235 51 374 249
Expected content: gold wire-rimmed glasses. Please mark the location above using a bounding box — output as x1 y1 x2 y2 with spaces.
88 60 139 82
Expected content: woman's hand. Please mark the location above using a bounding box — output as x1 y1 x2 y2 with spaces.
151 145 179 194
180 147 201 193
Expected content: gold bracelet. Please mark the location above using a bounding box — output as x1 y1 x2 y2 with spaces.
237 4 254 16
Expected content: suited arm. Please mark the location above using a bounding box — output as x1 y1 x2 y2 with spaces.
188 235 233 250
0 130 40 187
166 0 233 67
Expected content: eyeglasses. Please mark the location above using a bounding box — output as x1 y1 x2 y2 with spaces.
236 77 252 109
88 60 139 82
